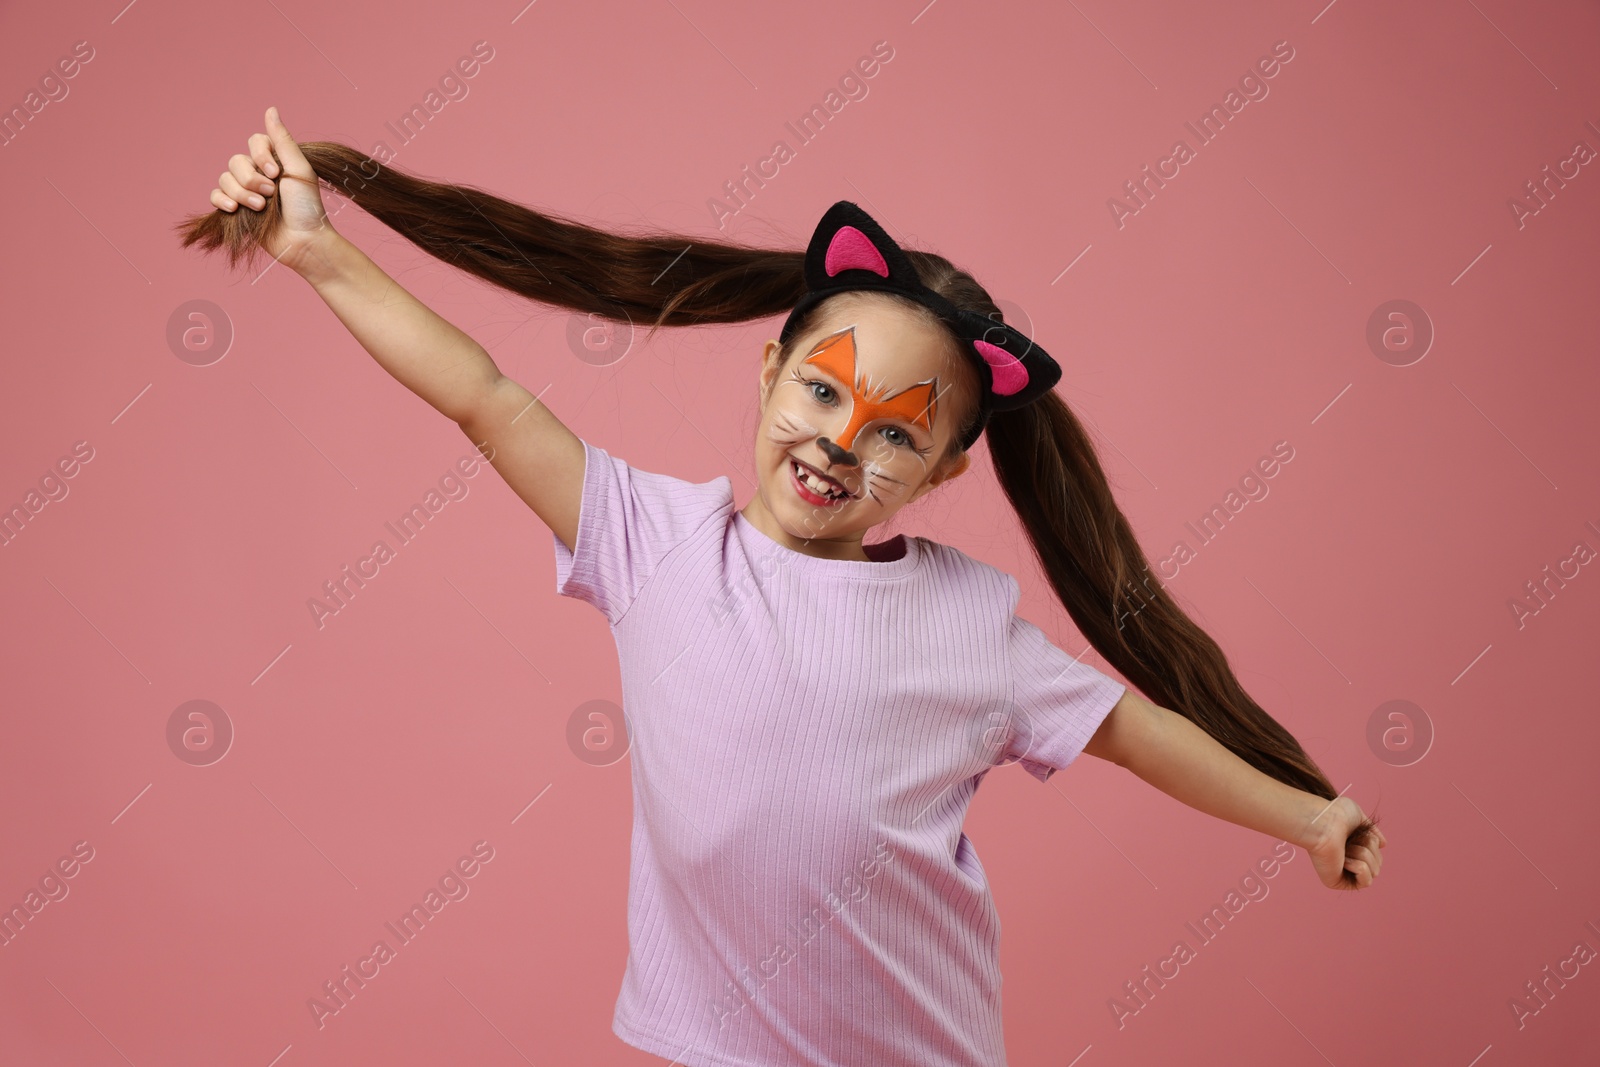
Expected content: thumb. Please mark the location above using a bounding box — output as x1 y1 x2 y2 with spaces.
264 106 315 178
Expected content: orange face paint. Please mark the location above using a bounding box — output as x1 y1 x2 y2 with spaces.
799 326 940 455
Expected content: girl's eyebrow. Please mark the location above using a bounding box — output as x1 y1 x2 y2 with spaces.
800 340 906 398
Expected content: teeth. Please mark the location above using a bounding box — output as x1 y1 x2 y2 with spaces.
793 460 846 499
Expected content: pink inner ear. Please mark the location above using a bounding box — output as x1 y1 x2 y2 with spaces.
825 226 889 278
972 339 1028 396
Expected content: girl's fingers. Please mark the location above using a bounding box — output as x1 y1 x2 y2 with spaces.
218 171 263 210
248 131 279 180
1346 844 1380 880
227 153 271 198
264 106 312 175
210 187 238 212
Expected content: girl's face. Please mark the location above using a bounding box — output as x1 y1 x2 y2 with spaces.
746 294 976 554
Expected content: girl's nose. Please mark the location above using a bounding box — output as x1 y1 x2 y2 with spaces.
817 436 858 467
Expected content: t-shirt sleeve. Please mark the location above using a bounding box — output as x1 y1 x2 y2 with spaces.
1003 588 1128 783
552 438 733 627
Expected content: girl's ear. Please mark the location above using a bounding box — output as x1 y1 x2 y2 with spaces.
758 339 786 407
906 450 972 505
936 451 972 485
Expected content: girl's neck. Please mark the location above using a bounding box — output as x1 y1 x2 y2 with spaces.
738 499 899 563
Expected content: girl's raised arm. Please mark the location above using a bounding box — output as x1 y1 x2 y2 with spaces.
200 107 585 551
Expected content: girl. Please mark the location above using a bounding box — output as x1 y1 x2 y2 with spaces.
179 107 1384 1067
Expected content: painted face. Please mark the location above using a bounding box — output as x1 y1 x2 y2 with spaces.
765 322 954 527
798 326 940 458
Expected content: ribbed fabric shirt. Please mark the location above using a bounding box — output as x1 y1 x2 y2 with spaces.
552 438 1127 1067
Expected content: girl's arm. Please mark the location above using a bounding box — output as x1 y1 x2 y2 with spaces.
294 231 502 425
217 107 586 551
1083 690 1386 889
292 231 585 550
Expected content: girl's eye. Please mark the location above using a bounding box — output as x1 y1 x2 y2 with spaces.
880 426 910 448
807 380 836 404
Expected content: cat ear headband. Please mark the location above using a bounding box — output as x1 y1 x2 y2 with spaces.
778 200 1062 452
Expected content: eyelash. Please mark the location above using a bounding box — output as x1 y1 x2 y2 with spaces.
794 374 930 454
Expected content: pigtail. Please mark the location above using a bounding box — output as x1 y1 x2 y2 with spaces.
173 140 807 343
984 394 1380 886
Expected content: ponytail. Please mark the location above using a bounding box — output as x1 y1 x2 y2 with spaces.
987 396 1380 880
174 141 806 339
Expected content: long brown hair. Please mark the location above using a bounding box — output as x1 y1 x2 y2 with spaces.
176 142 1378 882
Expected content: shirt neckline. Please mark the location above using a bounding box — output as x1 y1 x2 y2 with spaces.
734 510 924 580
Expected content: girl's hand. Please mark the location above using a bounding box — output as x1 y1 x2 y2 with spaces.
1304 796 1386 889
207 106 333 272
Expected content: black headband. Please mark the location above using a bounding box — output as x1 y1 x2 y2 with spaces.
778 200 1062 452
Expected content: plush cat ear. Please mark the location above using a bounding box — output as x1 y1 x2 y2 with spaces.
802 201 922 293
823 225 889 278
961 312 1061 410
971 337 1029 396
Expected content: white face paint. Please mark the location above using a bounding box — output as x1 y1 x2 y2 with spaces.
768 409 819 446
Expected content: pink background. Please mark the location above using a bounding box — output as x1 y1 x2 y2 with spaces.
2 0 1597 1064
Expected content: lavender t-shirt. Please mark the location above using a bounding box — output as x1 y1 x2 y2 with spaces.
552 439 1127 1067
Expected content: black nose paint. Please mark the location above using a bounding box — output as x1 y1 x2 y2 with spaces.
817 437 859 467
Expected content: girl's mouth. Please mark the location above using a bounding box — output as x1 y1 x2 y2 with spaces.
789 457 851 506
